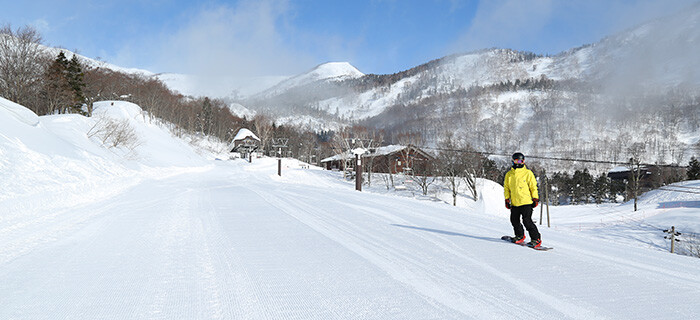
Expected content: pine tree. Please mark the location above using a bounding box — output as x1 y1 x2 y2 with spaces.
67 55 86 112
42 52 86 114
688 156 700 180
593 173 609 204
571 169 593 204
42 52 72 114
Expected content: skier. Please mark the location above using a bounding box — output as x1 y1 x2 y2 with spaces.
504 152 541 248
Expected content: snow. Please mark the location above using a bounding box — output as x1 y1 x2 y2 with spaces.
0 96 39 126
232 128 260 142
254 62 364 99
1 98 700 318
371 144 406 156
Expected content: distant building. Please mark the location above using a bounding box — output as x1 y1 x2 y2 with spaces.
321 145 434 175
320 151 354 171
229 128 260 159
365 145 434 175
607 166 652 181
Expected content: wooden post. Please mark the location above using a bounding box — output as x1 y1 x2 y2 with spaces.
278 158 282 176
545 177 551 228
671 226 676 253
539 179 544 225
355 154 363 191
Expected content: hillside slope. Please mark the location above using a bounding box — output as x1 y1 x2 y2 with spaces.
1 98 700 318
240 5 700 168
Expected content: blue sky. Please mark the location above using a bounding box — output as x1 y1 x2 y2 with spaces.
1 0 697 76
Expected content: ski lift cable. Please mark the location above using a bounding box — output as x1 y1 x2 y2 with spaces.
418 146 690 169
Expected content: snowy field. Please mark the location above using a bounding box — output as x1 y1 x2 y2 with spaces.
1 98 700 319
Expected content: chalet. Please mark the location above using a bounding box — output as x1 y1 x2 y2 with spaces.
321 145 435 175
229 128 260 156
365 145 434 175
320 152 354 171
607 166 652 181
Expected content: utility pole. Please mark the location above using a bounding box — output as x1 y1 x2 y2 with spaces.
545 176 550 228
346 138 373 192
540 177 544 225
664 226 681 253
271 138 289 176
355 151 363 191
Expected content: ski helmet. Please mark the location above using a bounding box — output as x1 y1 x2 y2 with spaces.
512 152 525 168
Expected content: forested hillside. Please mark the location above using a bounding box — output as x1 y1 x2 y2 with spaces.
240 6 700 172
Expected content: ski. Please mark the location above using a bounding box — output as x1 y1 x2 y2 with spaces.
501 236 553 251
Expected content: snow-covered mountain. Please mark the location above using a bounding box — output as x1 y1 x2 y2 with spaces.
240 4 700 167
255 62 364 97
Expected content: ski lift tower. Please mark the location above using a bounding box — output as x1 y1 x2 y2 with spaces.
271 138 289 176
352 148 366 191
346 138 373 192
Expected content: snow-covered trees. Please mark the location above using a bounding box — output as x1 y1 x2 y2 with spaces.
688 157 700 180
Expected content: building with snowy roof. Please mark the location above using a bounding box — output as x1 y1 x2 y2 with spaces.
321 145 434 175
229 128 260 154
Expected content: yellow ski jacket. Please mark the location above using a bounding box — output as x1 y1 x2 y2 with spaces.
504 165 539 207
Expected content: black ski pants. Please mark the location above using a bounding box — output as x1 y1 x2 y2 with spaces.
510 204 541 240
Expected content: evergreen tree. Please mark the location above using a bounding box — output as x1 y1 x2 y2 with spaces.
571 169 593 204
551 171 571 204
42 52 86 114
593 173 609 204
609 179 626 203
42 52 72 114
688 156 700 180
66 55 86 112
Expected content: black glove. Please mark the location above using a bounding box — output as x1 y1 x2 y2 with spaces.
505 199 511 209
532 198 539 208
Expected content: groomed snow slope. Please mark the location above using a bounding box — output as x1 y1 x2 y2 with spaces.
1 99 699 319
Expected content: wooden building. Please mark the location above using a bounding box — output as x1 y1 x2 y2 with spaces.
320 152 354 171
321 145 434 175
229 128 260 157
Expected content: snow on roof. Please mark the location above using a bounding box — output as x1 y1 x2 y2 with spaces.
233 128 260 142
609 166 631 173
322 145 430 163
371 145 407 156
320 152 354 163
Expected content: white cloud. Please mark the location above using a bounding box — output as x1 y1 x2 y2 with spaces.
146 0 316 77
449 0 699 56
450 0 554 53
30 19 50 33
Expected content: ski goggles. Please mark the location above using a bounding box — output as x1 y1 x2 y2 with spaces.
512 159 525 164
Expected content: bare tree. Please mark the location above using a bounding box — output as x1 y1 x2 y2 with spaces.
414 156 436 196
461 143 483 202
87 117 141 151
359 129 382 187
438 134 466 206
253 114 274 153
627 142 646 212
0 24 50 113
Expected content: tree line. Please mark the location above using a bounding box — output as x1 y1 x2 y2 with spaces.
0 24 330 156
529 159 696 206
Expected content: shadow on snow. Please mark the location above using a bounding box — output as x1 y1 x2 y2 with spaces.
391 224 504 244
